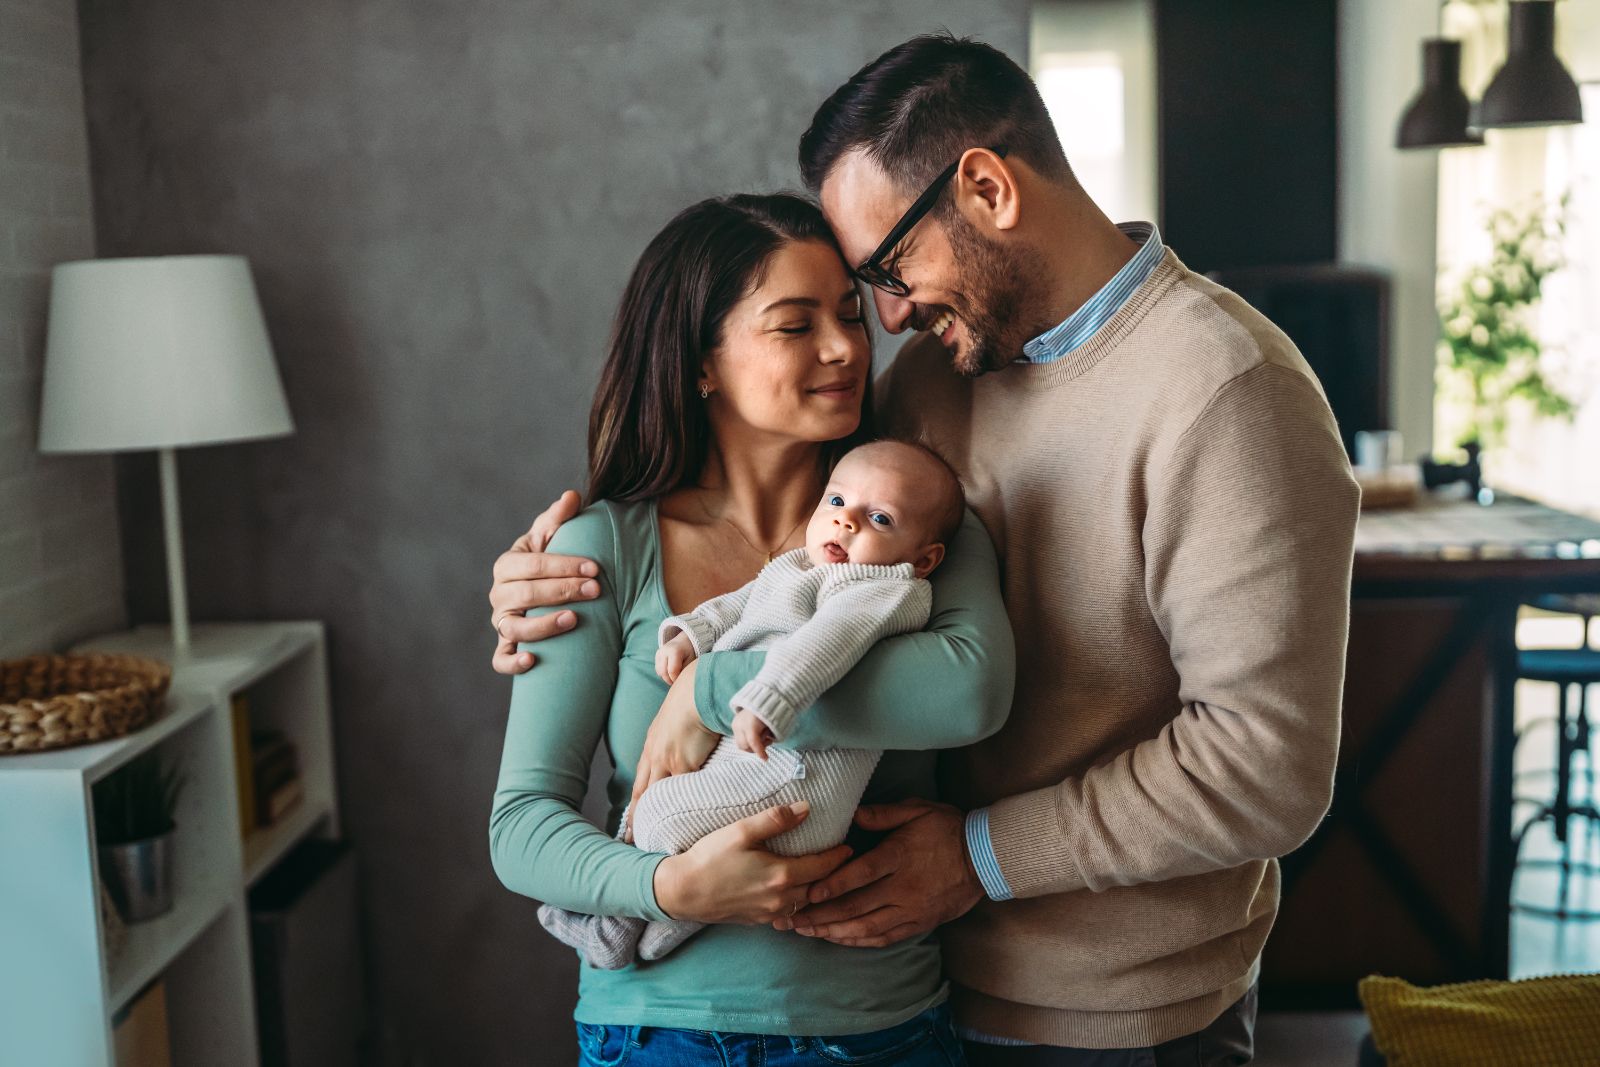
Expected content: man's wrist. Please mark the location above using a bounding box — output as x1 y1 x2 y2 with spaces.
959 822 985 898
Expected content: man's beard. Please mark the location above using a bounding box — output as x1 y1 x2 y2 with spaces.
935 214 1052 378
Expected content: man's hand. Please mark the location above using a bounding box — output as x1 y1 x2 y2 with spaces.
490 490 601 675
654 633 697 685
771 798 984 948
731 709 774 760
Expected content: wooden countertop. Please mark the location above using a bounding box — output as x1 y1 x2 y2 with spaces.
1354 495 1600 589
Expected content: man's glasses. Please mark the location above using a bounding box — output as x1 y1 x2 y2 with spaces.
853 146 1008 298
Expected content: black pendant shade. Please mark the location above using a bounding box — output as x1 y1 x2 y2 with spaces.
1397 39 1485 149
1480 1 1584 129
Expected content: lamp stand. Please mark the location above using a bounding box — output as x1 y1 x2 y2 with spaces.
158 447 192 657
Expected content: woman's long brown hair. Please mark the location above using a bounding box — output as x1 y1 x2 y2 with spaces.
586 194 875 504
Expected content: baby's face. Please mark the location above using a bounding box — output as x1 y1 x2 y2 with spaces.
805 446 939 571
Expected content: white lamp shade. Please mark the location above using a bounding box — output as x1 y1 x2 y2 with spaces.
38 255 294 453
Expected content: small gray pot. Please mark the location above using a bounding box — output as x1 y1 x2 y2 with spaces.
100 829 175 922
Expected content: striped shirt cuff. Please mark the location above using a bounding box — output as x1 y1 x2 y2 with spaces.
964 807 1014 902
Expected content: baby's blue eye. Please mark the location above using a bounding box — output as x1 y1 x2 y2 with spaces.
827 494 844 506
870 513 893 527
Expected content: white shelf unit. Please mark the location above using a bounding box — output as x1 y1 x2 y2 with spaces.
0 622 340 1067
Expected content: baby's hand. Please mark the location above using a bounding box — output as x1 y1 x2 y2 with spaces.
655 633 697 684
732 709 774 761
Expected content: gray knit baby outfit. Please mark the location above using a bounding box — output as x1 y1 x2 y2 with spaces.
538 548 932 969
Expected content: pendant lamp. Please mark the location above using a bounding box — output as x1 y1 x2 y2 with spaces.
1397 38 1485 148
1479 1 1583 129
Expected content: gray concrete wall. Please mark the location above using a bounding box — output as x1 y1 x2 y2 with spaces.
0 0 124 658
78 4 1027 1063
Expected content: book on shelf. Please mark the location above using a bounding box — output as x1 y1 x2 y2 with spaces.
231 695 256 839
253 746 297 791
250 729 293 769
265 777 304 823
112 978 171 1067
250 730 300 829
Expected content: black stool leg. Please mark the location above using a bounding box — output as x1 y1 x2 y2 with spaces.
1577 680 1598 918
1555 683 1572 847
1578 679 1592 807
1557 679 1600 921
1556 683 1576 918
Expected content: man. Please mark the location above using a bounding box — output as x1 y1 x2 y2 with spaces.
491 35 1358 1065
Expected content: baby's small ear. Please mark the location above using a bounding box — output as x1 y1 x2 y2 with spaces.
913 543 945 579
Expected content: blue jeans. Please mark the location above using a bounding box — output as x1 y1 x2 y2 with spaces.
577 1003 966 1066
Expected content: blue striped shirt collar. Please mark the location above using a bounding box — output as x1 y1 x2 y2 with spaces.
1019 221 1163 364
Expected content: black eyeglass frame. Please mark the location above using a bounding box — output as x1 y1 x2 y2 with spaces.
852 146 1008 298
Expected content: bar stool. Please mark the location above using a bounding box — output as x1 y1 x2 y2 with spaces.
1512 593 1600 922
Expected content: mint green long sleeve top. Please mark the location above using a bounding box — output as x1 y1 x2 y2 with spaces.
490 499 1014 1036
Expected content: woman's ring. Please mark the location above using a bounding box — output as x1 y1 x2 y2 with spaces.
491 612 510 640
788 901 802 917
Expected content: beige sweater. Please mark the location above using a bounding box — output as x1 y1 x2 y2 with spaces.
879 249 1360 1048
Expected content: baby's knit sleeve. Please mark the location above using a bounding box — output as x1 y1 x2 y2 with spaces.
730 573 932 742
658 577 756 654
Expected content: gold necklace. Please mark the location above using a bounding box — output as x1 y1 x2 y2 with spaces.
699 495 807 562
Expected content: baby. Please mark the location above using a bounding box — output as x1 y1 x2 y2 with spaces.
539 439 964 969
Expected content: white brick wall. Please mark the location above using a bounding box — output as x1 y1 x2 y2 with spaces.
0 0 125 657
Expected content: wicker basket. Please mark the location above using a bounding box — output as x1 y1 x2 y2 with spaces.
0 653 171 756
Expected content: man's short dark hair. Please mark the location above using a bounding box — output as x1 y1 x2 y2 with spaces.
799 33 1072 196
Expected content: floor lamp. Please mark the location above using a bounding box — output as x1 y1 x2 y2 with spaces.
36 255 294 658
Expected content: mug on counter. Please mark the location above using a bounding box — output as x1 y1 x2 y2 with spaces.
1354 430 1404 473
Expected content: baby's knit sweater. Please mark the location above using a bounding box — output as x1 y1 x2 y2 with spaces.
660 548 932 742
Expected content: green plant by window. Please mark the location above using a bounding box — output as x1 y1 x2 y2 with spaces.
94 752 184 845
1436 196 1575 450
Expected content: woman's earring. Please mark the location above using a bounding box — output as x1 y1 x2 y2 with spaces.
700 384 711 400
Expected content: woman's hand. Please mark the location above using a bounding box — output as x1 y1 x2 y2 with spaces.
626 660 719 840
653 801 853 924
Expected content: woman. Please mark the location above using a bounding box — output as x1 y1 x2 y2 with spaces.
489 193 1013 1066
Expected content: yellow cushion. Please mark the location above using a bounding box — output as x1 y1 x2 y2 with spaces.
1359 973 1600 1066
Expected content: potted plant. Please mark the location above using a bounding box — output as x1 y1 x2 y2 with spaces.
1435 197 1576 462
94 752 184 922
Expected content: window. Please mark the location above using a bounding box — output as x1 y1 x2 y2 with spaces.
1030 0 1158 226
1434 2 1599 515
